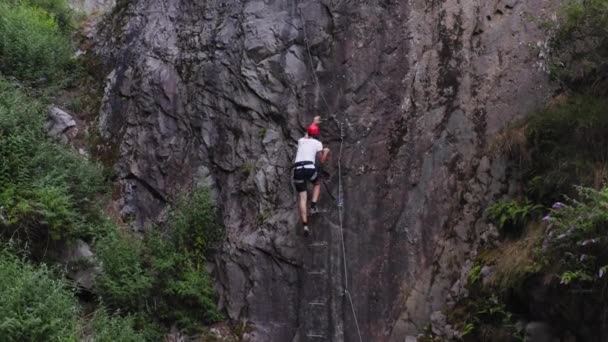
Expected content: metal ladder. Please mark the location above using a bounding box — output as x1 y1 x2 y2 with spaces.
301 230 331 341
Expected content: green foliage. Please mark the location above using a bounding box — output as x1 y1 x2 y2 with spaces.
454 295 524 342
0 1 75 85
0 78 107 243
95 234 152 311
96 187 223 333
542 186 608 286
168 187 223 259
87 310 146 342
486 199 542 236
147 246 223 328
546 0 608 90
258 127 267 140
24 0 77 33
498 95 608 204
0 244 79 341
239 162 255 177
469 264 482 285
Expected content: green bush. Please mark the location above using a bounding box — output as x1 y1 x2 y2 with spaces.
457 295 523 341
24 0 77 32
546 0 608 90
153 187 223 328
95 233 153 311
0 245 79 341
146 234 222 328
169 187 223 258
86 310 146 342
95 187 223 333
542 186 608 286
497 95 608 204
0 1 74 84
0 78 107 243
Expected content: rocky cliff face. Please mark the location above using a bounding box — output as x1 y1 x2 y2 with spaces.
70 0 115 14
93 0 554 340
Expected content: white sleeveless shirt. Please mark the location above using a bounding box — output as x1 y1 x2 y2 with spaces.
294 137 323 168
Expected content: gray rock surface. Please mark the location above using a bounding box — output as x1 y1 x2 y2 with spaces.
69 0 115 14
60 239 99 291
525 322 557 342
92 0 556 340
45 106 76 143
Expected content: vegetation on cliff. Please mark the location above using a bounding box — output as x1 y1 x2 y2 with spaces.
0 0 224 339
444 0 608 340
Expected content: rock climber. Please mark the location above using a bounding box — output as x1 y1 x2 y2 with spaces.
293 117 330 236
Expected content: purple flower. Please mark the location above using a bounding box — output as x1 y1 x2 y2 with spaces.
543 215 551 222
552 202 566 210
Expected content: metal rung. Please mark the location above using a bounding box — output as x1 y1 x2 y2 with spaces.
306 334 325 339
308 301 326 306
307 270 326 275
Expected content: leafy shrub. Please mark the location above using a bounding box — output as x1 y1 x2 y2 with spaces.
546 0 608 91
496 95 608 204
169 187 223 258
0 1 74 84
85 310 145 342
458 295 524 341
24 0 77 32
95 233 152 311
542 186 608 286
146 234 222 328
486 199 542 236
153 187 223 328
0 244 79 341
0 78 107 243
96 187 223 333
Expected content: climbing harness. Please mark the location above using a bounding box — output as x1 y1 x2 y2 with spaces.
298 7 363 342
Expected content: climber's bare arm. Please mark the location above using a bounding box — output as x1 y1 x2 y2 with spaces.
319 147 330 164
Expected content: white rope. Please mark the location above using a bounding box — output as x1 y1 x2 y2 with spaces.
299 7 363 342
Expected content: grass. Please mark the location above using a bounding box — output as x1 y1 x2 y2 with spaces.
479 223 544 289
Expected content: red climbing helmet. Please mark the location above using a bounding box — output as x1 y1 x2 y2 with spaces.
307 124 320 136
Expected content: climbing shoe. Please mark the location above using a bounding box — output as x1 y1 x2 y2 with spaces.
309 203 328 215
309 202 319 215
303 225 310 237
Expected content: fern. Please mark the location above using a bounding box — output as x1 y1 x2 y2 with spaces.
486 199 543 236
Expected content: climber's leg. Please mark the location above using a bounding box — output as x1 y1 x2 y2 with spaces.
311 183 321 211
299 191 308 224
309 169 321 214
294 168 310 235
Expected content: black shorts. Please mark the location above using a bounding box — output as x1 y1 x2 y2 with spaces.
293 167 319 193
